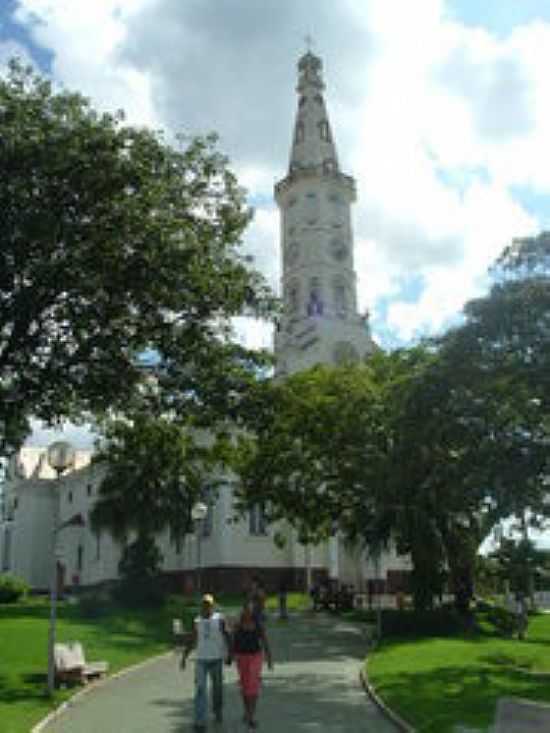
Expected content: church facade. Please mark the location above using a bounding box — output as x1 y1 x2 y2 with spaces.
0 52 411 596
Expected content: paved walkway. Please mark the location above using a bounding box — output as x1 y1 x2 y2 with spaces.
43 613 399 733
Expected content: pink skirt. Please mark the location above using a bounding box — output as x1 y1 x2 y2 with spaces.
235 652 263 696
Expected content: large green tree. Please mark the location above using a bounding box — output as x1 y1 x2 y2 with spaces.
90 412 218 597
392 231 550 610
231 352 421 555
0 60 275 451
438 232 550 533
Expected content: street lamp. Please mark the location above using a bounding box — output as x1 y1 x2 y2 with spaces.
46 440 77 696
191 501 208 595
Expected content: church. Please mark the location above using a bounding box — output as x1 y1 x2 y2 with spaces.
0 52 412 597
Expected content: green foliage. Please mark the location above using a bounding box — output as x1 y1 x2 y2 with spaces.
114 535 165 607
368 612 550 732
0 596 194 732
91 414 211 547
0 59 275 451
485 604 518 636
382 607 468 637
490 536 543 598
232 359 399 546
0 574 29 603
77 589 113 619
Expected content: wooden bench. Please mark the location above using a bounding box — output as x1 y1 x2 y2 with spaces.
54 642 109 686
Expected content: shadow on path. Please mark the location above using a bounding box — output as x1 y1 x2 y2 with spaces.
44 614 399 733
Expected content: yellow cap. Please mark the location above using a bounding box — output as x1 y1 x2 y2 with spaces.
202 593 214 605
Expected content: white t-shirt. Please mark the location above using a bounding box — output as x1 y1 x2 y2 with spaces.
195 612 226 661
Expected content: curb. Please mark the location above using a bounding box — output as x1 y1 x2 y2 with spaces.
31 650 174 733
359 660 416 733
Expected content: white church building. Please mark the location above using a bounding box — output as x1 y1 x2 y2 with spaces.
0 52 411 597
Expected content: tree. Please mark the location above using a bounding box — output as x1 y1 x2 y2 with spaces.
90 413 216 588
232 362 392 547
382 346 484 612
390 231 550 611
438 232 550 537
0 60 275 452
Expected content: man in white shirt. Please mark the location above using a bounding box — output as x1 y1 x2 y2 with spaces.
181 593 231 731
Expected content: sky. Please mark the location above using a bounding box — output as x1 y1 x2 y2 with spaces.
2 0 550 448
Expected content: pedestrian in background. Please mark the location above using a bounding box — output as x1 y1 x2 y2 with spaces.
181 593 232 731
232 600 273 730
278 575 289 620
248 575 267 627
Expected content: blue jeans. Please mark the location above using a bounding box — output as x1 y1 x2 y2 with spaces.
195 658 223 725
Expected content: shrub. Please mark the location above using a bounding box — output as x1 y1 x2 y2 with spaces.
382 607 469 637
112 578 165 608
78 590 114 618
0 574 29 603
485 605 517 636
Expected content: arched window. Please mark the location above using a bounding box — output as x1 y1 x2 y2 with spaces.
333 279 348 318
295 120 305 143
319 120 330 141
288 281 300 315
307 277 324 316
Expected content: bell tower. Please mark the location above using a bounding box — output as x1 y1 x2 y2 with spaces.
274 52 375 376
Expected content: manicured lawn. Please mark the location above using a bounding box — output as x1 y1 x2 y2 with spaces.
366 611 550 732
0 596 195 733
265 591 311 613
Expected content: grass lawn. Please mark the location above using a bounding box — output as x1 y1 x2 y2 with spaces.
366 611 550 732
0 590 296 733
0 595 195 733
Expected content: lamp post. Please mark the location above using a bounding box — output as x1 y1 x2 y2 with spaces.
46 440 77 696
374 548 382 641
191 501 208 596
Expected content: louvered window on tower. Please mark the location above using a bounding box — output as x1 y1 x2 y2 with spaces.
319 120 330 140
295 120 304 143
288 282 300 314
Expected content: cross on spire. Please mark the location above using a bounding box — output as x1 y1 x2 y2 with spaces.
304 34 314 53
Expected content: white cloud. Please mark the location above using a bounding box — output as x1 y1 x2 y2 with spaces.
14 0 159 127
7 0 550 346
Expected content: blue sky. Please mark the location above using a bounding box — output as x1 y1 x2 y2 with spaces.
450 0 550 36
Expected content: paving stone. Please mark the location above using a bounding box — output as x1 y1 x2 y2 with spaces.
42 614 399 733
494 697 550 733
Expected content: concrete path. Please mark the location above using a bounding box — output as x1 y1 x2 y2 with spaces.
43 613 399 733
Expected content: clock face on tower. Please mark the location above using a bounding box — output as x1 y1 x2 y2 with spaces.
329 238 348 261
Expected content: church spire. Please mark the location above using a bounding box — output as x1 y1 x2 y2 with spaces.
288 52 340 175
274 52 375 377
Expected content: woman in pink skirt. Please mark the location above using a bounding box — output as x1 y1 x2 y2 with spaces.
232 601 273 729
